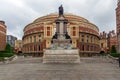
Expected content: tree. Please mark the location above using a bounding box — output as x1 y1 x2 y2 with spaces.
110 45 117 53
5 43 14 53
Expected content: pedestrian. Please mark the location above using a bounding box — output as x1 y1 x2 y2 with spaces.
118 57 120 67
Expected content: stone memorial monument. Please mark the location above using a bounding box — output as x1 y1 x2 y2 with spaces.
43 5 80 63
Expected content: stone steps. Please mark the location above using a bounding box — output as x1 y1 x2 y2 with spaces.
43 49 80 63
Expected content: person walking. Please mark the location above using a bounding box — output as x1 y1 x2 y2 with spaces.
118 57 120 67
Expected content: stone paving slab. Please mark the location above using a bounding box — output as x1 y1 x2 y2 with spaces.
0 57 120 80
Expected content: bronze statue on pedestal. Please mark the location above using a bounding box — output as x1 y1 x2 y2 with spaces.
59 5 64 16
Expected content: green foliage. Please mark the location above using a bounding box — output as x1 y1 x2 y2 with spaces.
110 53 120 58
0 57 5 61
0 53 14 57
0 51 6 53
110 45 117 53
4 43 14 53
0 43 14 58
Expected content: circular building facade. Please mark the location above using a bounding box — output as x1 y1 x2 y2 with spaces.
0 21 6 51
22 13 100 57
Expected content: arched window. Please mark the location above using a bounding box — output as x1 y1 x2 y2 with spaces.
47 27 50 36
87 39 88 43
72 27 76 36
82 38 84 42
30 45 32 51
39 45 40 51
91 36 92 43
39 34 41 37
82 45 84 51
30 36 32 43
82 35 84 37
34 45 36 51
87 45 89 51
34 36 36 42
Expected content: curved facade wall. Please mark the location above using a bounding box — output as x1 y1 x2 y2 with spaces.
22 13 100 56
0 21 6 51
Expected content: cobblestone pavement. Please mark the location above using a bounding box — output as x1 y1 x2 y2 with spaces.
0 56 120 80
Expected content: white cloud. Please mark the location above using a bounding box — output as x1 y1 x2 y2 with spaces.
0 0 118 39
7 26 23 39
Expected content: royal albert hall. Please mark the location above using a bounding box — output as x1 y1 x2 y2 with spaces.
22 13 100 57
0 21 6 51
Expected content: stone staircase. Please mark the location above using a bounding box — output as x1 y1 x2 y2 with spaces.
43 49 80 63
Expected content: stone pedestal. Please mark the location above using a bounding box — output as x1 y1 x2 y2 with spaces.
43 49 80 63
43 6 80 63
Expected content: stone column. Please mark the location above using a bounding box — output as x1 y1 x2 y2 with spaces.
59 22 64 34
56 22 59 33
64 22 67 33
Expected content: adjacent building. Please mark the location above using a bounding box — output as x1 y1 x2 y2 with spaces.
99 31 108 53
99 30 117 53
116 0 120 53
14 40 22 53
107 30 117 52
7 35 17 47
0 21 6 51
22 13 100 56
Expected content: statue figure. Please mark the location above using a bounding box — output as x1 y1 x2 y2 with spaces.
59 5 64 16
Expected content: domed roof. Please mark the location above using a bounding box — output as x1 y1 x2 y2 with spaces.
24 13 99 32
34 13 89 23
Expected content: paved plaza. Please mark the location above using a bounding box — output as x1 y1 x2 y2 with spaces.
0 57 120 80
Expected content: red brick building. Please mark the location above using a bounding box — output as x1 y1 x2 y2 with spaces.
99 30 117 53
116 0 120 53
22 13 100 57
0 21 6 51
99 31 108 53
107 30 117 52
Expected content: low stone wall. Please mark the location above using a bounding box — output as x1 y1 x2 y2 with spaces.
0 55 18 64
106 55 118 64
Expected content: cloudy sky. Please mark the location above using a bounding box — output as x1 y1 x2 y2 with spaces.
0 0 118 39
